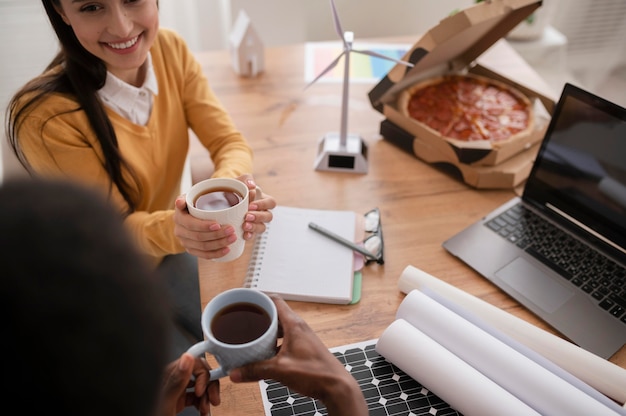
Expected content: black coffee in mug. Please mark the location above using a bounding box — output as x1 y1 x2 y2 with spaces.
194 187 243 211
211 302 271 344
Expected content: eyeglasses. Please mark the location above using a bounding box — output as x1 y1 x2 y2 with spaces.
363 207 384 265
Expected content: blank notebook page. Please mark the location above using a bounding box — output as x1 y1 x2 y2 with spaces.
244 205 356 304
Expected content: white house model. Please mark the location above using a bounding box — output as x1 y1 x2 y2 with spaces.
229 10 265 77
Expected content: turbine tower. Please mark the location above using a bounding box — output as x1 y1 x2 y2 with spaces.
308 0 413 173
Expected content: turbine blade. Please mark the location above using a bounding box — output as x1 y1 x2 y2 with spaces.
352 49 414 68
304 51 346 90
329 0 348 49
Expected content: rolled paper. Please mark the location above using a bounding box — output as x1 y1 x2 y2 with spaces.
421 287 625 414
395 289 622 415
397 265 626 405
376 319 541 416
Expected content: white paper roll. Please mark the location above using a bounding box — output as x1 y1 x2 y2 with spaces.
397 265 626 405
395 289 621 416
376 319 541 416
422 287 625 414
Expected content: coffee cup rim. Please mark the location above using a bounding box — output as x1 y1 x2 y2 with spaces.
203 288 277 348
186 178 249 213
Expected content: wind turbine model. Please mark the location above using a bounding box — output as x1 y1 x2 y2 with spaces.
308 0 413 174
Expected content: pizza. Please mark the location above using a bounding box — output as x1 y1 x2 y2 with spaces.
398 74 534 146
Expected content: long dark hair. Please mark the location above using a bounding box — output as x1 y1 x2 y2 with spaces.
5 0 140 213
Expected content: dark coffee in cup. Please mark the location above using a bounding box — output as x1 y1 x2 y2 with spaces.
211 302 271 344
194 187 243 211
187 288 277 380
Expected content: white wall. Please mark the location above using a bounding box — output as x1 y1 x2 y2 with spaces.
159 0 231 52
159 0 475 51
217 1 475 50
0 0 58 182
0 1 57 109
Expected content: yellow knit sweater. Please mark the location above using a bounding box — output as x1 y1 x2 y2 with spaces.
17 28 253 264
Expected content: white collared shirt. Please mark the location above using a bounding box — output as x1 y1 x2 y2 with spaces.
97 52 159 126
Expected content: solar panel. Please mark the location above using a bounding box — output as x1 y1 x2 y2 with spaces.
259 339 462 416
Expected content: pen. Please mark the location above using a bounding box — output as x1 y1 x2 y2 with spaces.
308 222 380 261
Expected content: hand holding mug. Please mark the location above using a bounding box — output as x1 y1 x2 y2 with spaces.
186 288 278 380
159 353 219 416
229 295 369 415
184 178 251 262
237 174 276 241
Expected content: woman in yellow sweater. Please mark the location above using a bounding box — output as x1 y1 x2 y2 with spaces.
6 0 276 360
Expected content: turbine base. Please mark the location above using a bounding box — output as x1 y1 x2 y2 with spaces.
314 133 368 174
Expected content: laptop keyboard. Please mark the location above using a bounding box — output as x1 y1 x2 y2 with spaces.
485 203 626 325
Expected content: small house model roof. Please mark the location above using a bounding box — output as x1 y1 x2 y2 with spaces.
230 9 259 46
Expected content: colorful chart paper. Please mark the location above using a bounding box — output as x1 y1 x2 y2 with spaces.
304 41 411 84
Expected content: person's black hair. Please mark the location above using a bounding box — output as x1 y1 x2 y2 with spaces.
5 0 142 215
0 178 172 416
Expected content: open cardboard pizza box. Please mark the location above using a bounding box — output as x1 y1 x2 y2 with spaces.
369 0 556 172
380 119 539 189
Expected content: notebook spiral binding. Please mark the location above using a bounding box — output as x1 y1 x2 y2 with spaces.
243 227 269 288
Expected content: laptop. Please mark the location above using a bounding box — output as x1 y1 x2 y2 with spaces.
443 83 626 359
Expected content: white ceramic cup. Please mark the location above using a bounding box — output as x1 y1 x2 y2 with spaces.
186 288 278 380
185 178 250 262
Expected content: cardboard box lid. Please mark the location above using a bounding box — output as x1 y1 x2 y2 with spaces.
379 118 538 189
369 0 542 112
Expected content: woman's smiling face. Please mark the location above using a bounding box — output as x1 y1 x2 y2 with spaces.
54 0 159 85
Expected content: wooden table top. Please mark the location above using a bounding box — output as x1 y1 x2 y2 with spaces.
192 39 623 415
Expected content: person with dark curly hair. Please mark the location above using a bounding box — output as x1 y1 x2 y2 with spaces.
0 178 367 416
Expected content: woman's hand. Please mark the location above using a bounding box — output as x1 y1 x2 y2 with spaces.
173 174 275 260
237 174 276 241
158 353 220 416
174 196 239 260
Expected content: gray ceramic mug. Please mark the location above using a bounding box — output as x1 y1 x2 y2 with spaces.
186 288 278 380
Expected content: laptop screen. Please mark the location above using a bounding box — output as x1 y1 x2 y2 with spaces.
523 83 626 253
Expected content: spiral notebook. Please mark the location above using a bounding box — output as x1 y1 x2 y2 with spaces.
243 205 359 304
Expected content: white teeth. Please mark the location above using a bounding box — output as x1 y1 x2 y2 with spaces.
108 36 138 50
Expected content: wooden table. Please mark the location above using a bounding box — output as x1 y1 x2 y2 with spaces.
193 39 622 415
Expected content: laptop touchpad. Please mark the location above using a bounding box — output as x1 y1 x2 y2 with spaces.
495 257 574 313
